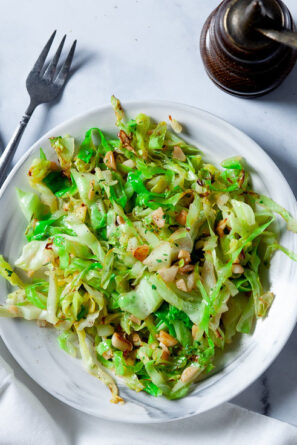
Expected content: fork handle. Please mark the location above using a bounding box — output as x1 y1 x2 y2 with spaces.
0 103 36 186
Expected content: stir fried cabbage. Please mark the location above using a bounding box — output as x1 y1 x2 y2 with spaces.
1 96 297 403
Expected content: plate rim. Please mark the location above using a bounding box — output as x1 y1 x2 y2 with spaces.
1 99 297 423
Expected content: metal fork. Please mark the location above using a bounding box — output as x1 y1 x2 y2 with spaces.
0 31 77 185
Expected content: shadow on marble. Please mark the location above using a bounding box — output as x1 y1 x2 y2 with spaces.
69 47 97 77
258 62 297 110
0 130 5 154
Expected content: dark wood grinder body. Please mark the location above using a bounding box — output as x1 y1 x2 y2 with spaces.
200 0 297 98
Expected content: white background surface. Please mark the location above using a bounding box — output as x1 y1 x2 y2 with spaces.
1 0 297 429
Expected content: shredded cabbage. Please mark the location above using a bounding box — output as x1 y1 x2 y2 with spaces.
1 97 297 403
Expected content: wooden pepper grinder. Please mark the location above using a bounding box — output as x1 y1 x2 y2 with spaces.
200 0 297 97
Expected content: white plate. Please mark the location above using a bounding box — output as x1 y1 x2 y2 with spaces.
0 102 297 423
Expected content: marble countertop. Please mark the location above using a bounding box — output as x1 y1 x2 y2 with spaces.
1 0 297 428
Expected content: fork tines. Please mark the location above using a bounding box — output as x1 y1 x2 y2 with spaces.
32 30 77 86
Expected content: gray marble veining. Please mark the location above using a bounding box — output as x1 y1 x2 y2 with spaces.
233 324 297 425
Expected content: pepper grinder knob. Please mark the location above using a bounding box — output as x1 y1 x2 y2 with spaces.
200 0 297 98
